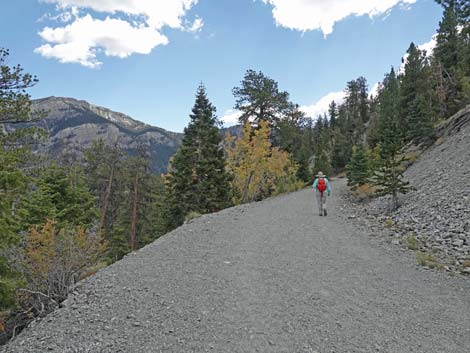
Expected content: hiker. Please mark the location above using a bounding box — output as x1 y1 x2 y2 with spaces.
313 171 331 216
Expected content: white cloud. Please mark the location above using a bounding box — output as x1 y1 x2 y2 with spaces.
35 15 168 68
418 35 437 56
300 91 345 119
186 17 204 33
399 34 437 73
370 82 380 98
36 0 199 67
261 0 417 36
220 109 242 127
41 0 198 29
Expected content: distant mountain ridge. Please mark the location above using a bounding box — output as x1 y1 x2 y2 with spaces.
5 96 183 173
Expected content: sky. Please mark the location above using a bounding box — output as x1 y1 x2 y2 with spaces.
0 0 443 132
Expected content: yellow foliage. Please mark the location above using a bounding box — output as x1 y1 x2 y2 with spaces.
21 220 107 301
366 144 382 172
352 183 377 201
225 121 299 204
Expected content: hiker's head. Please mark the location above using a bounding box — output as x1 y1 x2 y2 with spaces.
316 171 325 178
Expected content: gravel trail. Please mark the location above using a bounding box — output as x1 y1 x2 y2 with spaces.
3 180 470 353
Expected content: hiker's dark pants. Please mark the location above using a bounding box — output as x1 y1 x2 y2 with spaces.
315 190 327 215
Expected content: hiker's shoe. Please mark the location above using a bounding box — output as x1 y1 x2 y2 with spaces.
324 209 327 216
319 213 323 216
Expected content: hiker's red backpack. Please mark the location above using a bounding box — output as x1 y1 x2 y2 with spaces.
317 178 327 193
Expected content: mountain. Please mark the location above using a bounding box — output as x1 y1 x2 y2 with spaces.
5 97 183 173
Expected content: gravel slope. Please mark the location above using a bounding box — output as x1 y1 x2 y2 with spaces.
362 106 470 270
3 181 470 353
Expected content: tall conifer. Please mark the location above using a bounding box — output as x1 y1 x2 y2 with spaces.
167 84 232 223
372 69 413 210
401 43 435 143
346 145 370 189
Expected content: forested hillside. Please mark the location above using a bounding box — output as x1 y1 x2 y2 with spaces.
1 0 469 344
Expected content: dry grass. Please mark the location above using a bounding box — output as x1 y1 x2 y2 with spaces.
405 235 418 250
185 211 202 221
384 218 395 228
352 183 377 201
434 137 446 146
0 312 7 333
416 252 443 270
404 150 421 163
463 260 470 268
80 261 109 280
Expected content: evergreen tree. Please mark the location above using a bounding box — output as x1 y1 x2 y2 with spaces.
400 43 435 143
346 145 369 189
433 0 467 116
435 1 461 71
275 111 313 182
331 131 351 172
167 84 232 223
358 77 370 125
459 0 470 62
0 48 39 309
342 77 369 145
366 97 381 148
313 150 333 178
372 69 413 210
24 164 98 229
233 70 291 127
84 140 124 236
328 101 338 129
0 48 38 124
84 141 168 261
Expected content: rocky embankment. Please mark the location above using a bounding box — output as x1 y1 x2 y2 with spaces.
348 105 470 272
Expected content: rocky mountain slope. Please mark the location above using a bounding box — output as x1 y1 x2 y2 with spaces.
4 97 183 173
359 105 470 271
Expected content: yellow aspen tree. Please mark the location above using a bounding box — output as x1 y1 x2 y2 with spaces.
226 121 299 204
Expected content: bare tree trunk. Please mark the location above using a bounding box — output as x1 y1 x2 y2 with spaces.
242 171 254 203
392 190 398 211
130 174 139 252
99 164 114 234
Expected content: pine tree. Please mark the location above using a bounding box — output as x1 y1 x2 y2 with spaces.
0 48 39 309
84 140 124 235
167 84 232 222
328 101 338 129
459 0 470 66
342 77 369 145
84 141 169 261
275 110 312 182
433 0 467 116
400 43 435 143
358 77 370 125
346 145 369 189
232 70 291 127
372 69 413 210
313 150 333 178
331 131 351 172
24 164 98 229
366 97 381 148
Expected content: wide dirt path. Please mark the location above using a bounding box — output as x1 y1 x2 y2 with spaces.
3 180 470 353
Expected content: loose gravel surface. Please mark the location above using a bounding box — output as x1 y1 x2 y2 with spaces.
3 181 470 353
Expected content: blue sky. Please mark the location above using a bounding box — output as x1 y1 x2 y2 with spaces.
0 0 443 132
